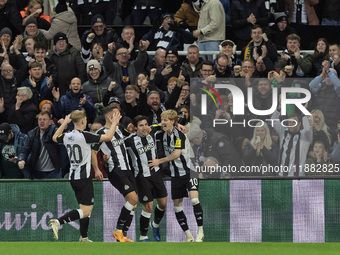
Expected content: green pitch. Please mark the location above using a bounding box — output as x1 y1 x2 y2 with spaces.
1 242 340 255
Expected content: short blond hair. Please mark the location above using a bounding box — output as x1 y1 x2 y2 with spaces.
286 33 300 42
70 109 86 124
161 110 178 126
126 84 140 93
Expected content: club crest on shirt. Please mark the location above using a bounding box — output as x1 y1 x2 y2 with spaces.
143 196 148 201
124 185 129 190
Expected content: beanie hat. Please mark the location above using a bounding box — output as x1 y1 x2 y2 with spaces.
0 27 12 38
25 17 38 27
87 59 102 73
55 0 68 14
274 12 288 24
53 32 68 45
39 100 54 111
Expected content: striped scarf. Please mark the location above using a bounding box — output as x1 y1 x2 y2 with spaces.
151 103 167 124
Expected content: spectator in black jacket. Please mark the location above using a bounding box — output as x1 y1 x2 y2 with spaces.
230 0 269 49
18 111 62 179
250 78 274 120
214 53 232 78
154 48 189 91
80 14 118 51
21 60 53 108
49 32 87 96
138 82 182 125
142 13 195 51
0 27 12 56
115 26 138 61
311 38 329 77
0 60 27 122
33 41 57 82
7 86 39 134
253 45 275 78
0 0 26 39
266 12 295 50
241 25 277 63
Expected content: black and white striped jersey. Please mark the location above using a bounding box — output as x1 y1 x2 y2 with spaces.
161 126 194 177
125 128 159 177
92 126 131 172
56 130 101 180
272 110 313 176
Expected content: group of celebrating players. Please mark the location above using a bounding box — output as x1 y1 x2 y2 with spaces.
48 106 204 243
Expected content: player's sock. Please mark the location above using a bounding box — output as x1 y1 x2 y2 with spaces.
174 206 189 232
154 204 165 225
80 217 90 238
140 210 151 236
116 201 134 230
123 210 135 237
58 209 83 225
191 198 203 226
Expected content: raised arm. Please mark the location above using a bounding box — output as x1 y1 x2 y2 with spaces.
99 112 122 142
52 114 71 142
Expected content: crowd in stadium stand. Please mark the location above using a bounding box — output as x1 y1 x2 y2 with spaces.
0 0 340 179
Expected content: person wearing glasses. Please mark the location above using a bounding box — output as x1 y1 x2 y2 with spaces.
214 53 232 78
103 40 149 92
7 87 39 134
81 14 119 52
233 59 258 96
199 60 214 80
0 61 27 122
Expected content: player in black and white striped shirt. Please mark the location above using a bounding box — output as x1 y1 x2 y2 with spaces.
148 110 204 242
92 105 138 242
49 109 120 242
125 115 167 242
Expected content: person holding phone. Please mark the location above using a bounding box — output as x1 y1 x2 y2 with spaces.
242 122 279 176
154 48 190 91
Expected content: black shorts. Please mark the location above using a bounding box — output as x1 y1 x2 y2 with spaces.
171 174 200 200
136 170 167 203
70 178 94 206
108 169 137 197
